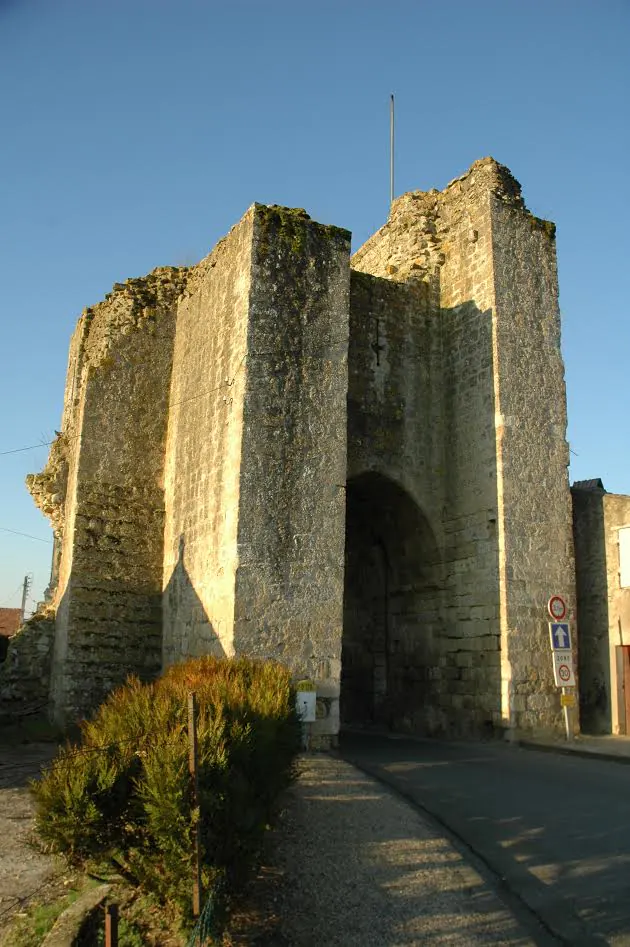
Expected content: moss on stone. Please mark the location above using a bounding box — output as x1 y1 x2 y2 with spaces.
527 214 556 240
255 204 350 262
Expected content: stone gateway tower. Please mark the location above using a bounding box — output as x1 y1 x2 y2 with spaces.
4 158 576 743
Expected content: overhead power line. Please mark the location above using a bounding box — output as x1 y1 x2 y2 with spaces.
0 440 58 457
0 582 25 608
0 341 346 461
0 526 53 544
0 357 249 458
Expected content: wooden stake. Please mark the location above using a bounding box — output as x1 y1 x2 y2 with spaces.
105 903 118 947
188 692 202 917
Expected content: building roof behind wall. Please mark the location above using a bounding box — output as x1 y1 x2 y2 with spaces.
0 608 22 638
572 479 606 492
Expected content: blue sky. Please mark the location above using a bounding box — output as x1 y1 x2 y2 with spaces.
1 0 628 608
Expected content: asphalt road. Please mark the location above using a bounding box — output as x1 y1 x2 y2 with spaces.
340 732 630 947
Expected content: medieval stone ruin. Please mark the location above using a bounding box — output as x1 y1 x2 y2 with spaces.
3 157 593 743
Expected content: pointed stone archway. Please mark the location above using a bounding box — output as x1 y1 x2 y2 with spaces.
341 472 443 731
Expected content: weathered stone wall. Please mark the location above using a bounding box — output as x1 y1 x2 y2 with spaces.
233 207 351 744
491 189 575 734
350 159 574 737
162 211 254 664
351 164 503 735
0 610 55 719
346 274 442 521
31 268 187 723
344 273 447 732
436 168 503 736
572 484 610 732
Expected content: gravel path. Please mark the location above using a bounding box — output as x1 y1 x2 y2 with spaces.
271 755 535 947
0 742 64 939
0 746 537 946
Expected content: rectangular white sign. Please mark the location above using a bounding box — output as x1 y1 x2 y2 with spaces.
296 690 317 723
552 650 576 687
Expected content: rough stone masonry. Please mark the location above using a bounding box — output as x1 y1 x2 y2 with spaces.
1 158 576 743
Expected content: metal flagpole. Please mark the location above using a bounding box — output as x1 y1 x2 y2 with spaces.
390 94 395 207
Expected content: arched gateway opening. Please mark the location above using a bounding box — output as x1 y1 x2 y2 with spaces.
341 472 443 731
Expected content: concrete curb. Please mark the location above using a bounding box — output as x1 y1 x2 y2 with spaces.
516 739 630 765
342 725 630 766
41 884 111 947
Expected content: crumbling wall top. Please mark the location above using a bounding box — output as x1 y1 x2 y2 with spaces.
352 157 555 283
80 265 189 369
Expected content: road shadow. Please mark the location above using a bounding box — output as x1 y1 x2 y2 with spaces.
341 732 626 946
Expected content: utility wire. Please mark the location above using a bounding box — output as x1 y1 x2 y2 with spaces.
0 440 58 457
0 337 348 459
0 582 25 608
0 357 249 457
0 727 189 780
0 366 246 545
0 527 52 544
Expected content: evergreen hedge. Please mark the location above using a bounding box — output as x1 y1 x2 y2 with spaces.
32 656 301 921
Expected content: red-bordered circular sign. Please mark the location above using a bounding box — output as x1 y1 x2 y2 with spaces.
548 595 567 621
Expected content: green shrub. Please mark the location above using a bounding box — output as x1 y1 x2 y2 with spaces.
32 657 301 923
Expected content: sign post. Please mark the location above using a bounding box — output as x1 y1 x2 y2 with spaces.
188 692 202 918
547 596 575 742
561 689 576 740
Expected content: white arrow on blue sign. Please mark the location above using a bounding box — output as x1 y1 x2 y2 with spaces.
549 622 571 650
